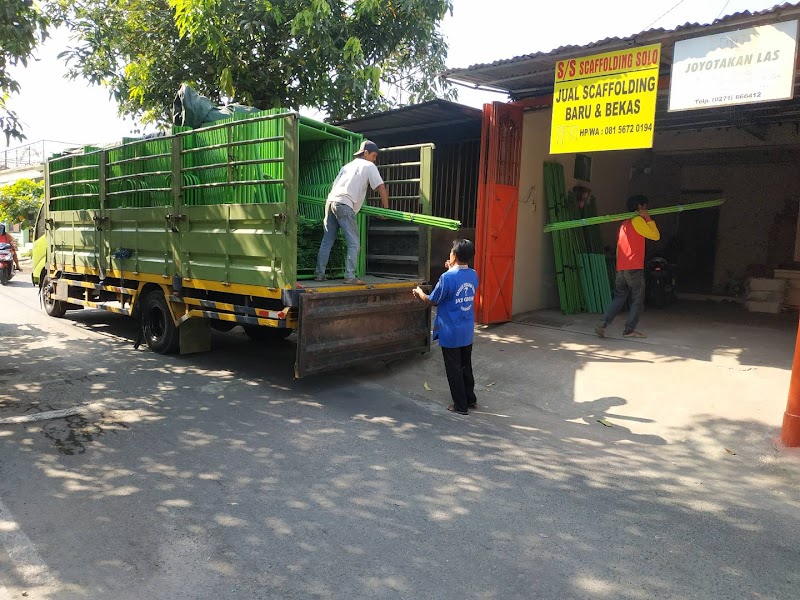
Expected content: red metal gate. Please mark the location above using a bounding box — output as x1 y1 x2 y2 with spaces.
474 102 524 324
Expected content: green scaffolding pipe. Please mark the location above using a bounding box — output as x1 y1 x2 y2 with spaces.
543 199 724 233
298 195 461 231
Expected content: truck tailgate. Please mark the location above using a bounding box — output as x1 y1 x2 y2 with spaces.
295 287 431 378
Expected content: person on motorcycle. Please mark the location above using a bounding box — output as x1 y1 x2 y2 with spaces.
0 224 21 271
595 195 660 339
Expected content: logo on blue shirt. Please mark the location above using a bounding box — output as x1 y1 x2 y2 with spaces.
455 282 476 310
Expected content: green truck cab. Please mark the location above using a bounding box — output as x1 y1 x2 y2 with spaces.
40 110 436 377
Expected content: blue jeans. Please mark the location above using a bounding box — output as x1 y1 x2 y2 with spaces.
316 201 359 279
601 269 645 333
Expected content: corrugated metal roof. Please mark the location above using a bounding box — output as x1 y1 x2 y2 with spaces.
445 2 800 97
334 99 482 145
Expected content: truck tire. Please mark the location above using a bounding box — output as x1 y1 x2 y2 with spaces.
141 290 180 354
243 325 293 342
41 274 67 318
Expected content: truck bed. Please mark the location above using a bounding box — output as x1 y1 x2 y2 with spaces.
298 275 421 291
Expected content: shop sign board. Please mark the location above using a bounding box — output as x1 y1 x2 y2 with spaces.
669 20 799 112
549 44 661 154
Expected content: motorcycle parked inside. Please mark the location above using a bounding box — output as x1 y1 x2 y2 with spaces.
646 256 676 308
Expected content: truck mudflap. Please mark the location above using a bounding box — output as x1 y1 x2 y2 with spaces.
295 287 431 378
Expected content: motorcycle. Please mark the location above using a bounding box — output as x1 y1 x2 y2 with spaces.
0 242 14 286
646 256 676 308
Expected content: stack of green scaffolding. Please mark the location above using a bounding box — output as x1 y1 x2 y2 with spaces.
47 109 459 281
49 147 101 211
48 109 358 278
544 162 613 315
296 126 361 278
180 110 286 206
50 110 289 211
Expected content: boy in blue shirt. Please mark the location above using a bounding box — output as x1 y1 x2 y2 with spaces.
413 239 479 415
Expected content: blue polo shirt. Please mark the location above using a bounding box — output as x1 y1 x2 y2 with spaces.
429 265 479 348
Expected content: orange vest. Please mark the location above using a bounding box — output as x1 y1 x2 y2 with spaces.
616 219 645 271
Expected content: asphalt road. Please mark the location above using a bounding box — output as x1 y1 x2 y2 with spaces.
1 274 799 600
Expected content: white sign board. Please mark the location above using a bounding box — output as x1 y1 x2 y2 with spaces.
669 20 798 112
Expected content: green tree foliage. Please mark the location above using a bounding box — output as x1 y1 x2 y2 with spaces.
0 1 50 142
0 178 44 229
57 0 455 125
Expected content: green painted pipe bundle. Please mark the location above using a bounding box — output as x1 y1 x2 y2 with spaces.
44 108 379 280
297 214 347 274
543 199 724 233
48 147 101 212
544 162 581 314
543 162 614 315
298 195 461 231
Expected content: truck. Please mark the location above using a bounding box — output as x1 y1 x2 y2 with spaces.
35 109 438 377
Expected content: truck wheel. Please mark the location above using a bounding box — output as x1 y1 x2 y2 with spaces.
141 291 179 354
41 274 67 318
243 325 293 342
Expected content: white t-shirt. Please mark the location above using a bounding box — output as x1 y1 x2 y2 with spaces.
327 158 384 214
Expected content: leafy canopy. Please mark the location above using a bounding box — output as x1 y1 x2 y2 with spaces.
58 0 455 125
0 178 44 229
0 1 50 142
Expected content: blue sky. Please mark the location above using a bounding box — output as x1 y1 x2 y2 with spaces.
2 0 785 150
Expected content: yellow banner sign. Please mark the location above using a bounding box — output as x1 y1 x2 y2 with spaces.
550 44 661 154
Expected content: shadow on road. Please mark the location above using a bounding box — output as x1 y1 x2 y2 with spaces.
0 304 798 599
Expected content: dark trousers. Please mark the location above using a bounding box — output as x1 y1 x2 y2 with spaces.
441 345 477 413
602 269 645 333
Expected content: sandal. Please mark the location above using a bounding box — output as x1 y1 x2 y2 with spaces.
343 278 365 285
623 330 647 338
447 404 468 415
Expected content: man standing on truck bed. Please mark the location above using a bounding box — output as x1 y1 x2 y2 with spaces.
316 139 390 285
